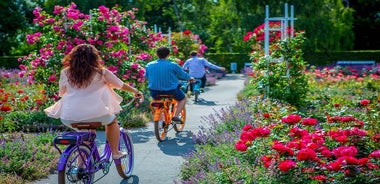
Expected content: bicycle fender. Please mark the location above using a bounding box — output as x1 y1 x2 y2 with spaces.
57 145 76 171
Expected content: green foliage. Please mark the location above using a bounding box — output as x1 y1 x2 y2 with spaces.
181 144 256 184
250 32 309 107
303 50 380 67
0 0 41 56
1 111 65 133
205 53 251 72
0 132 60 182
3 0 363 57
0 173 23 184
118 96 152 128
0 57 20 69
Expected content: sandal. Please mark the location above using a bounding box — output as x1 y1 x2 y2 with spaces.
112 152 128 160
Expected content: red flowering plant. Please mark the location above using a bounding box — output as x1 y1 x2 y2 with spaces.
243 22 309 107
243 22 288 54
306 67 380 136
235 110 380 183
19 3 162 106
0 69 48 132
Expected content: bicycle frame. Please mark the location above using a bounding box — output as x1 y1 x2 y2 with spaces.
150 95 186 141
53 98 139 183
150 98 174 123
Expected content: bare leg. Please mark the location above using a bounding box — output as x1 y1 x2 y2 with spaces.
175 96 187 117
105 118 120 155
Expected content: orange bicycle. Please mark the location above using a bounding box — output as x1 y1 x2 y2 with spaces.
149 94 186 142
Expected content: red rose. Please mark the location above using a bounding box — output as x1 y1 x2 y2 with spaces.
278 160 296 172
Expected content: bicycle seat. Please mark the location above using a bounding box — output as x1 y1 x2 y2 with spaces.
71 122 102 130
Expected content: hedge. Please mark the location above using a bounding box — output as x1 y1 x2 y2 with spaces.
205 51 380 72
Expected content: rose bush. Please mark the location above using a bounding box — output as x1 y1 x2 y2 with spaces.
235 111 379 183
19 3 162 107
244 22 308 107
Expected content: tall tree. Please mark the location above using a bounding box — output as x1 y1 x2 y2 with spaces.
350 0 380 50
0 0 43 55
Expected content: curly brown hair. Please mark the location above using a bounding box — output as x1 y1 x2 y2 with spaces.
62 44 103 88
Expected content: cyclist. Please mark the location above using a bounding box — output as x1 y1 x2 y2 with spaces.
44 44 143 160
145 46 193 123
183 51 225 93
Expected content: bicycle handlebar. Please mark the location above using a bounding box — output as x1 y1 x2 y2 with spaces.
121 96 143 111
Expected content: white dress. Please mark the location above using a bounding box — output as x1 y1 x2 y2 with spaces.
44 68 123 122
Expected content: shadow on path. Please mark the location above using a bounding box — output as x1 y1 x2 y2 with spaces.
157 130 195 156
120 175 139 184
129 127 154 144
192 98 217 106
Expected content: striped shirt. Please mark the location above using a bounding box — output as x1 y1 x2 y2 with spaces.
145 59 190 91
183 56 221 78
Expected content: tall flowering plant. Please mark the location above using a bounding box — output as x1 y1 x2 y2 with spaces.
19 3 162 106
243 22 308 107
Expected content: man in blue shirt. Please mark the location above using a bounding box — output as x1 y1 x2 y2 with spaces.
145 46 193 123
183 51 225 93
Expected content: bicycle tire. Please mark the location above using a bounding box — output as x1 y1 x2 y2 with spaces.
115 129 134 178
194 91 199 102
173 107 186 132
58 145 94 184
193 80 201 102
154 111 168 142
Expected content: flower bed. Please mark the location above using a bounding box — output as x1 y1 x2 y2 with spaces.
179 66 380 184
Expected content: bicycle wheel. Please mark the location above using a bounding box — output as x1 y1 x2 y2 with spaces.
58 145 94 184
194 90 199 102
154 111 168 142
115 129 134 178
174 107 186 132
193 80 201 102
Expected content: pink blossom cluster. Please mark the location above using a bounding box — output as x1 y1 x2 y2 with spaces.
19 3 163 99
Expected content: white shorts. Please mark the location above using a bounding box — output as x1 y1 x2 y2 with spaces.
61 114 116 131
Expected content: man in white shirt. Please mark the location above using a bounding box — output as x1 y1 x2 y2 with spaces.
183 51 225 93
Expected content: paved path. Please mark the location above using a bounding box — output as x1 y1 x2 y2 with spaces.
33 73 246 184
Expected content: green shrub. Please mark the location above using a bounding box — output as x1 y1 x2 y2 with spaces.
1 111 66 133
0 132 59 182
250 33 309 107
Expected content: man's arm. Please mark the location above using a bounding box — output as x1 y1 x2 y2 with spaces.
203 59 225 71
176 65 191 81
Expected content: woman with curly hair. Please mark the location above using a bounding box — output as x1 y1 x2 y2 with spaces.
45 43 143 159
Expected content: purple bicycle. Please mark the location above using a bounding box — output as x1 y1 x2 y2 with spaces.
53 98 140 184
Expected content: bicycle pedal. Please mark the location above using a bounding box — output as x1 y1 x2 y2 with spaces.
172 117 184 124
173 121 184 124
